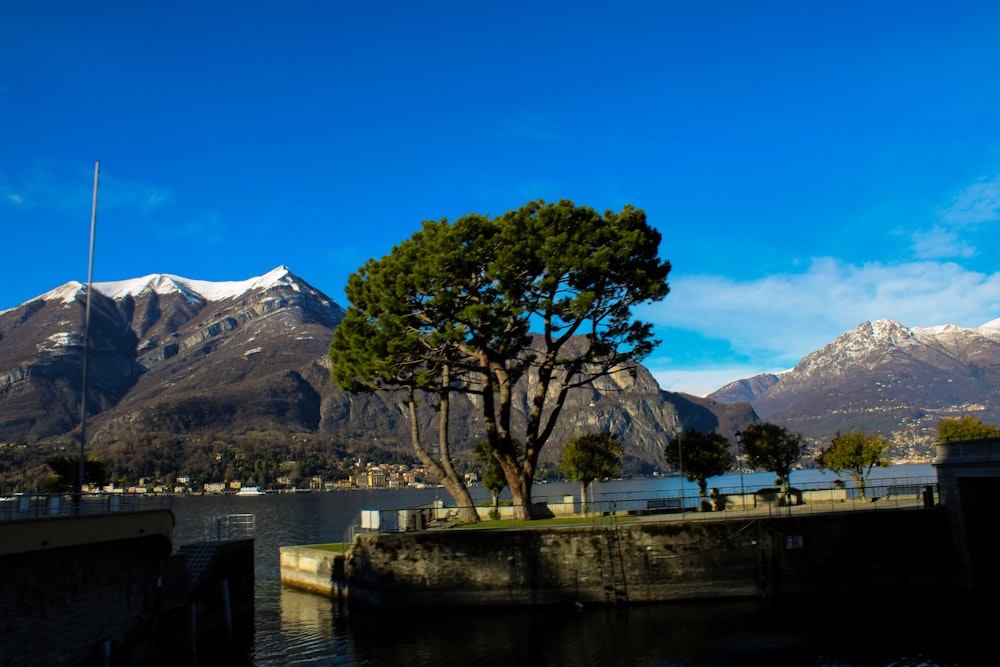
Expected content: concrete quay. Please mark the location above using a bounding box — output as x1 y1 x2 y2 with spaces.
282 501 951 609
0 503 255 666
283 440 1000 610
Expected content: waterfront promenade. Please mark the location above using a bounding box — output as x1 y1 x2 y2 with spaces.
283 472 945 612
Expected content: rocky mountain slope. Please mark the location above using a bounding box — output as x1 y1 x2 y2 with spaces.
0 267 750 481
709 318 1000 455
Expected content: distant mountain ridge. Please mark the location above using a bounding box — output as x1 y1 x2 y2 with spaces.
0 266 345 442
5 267 991 482
709 318 1000 454
0 267 748 481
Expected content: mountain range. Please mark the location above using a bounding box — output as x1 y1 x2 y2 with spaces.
708 318 1000 456
2 267 996 488
0 267 750 487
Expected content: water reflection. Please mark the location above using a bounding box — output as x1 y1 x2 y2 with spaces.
167 467 985 667
268 590 985 667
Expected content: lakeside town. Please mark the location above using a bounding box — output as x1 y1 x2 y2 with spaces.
79 461 474 496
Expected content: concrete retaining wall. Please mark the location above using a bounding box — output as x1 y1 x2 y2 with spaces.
338 507 952 609
0 514 254 666
280 546 345 598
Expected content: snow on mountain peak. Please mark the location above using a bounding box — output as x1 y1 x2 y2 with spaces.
912 319 1000 342
865 319 914 344
94 274 195 301
792 319 915 378
92 266 304 303
40 281 87 305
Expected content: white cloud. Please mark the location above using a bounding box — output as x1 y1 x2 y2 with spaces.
0 165 173 214
898 173 1000 260
911 226 975 260
942 175 1000 226
642 258 1000 370
98 173 174 213
647 365 781 398
909 174 1000 259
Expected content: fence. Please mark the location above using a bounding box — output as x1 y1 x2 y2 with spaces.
351 475 939 535
592 475 938 516
0 492 171 522
203 513 256 542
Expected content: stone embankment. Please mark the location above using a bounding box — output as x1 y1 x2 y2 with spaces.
282 505 952 609
0 506 255 666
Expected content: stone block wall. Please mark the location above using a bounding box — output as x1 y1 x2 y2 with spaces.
0 531 255 666
343 508 953 609
0 536 170 666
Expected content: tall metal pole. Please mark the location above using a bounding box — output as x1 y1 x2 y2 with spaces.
79 160 100 495
735 431 746 498
673 422 684 516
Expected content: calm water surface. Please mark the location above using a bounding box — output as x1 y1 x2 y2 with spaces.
169 465 986 666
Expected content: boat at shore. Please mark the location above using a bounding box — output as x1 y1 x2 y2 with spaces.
236 486 264 496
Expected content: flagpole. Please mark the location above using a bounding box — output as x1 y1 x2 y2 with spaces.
79 160 99 495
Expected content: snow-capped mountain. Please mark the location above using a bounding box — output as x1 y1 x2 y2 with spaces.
0 268 742 482
709 318 1000 452
0 266 344 442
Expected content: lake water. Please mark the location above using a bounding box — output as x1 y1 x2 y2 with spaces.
168 464 987 666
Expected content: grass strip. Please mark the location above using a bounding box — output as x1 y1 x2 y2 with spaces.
301 543 348 552
450 515 641 530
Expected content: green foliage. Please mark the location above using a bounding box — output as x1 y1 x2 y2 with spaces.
663 429 732 496
329 199 670 518
42 454 107 493
937 415 1000 441
476 439 517 510
561 432 623 511
476 439 508 495
816 430 891 497
738 422 806 489
561 433 623 486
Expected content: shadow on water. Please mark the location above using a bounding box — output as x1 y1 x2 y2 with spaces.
166 475 986 667
264 589 988 667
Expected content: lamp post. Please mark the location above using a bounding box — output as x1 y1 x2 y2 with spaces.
735 431 746 499
673 422 684 515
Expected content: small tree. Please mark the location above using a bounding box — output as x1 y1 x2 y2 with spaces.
739 422 806 495
816 431 891 498
561 432 623 512
42 454 107 493
937 415 1000 441
476 439 511 519
663 429 732 507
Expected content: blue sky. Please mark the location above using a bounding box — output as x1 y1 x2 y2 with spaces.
3 1 1000 396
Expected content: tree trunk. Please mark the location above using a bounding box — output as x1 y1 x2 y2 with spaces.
405 391 479 524
439 476 479 523
506 469 534 520
581 482 588 514
853 470 866 499
698 479 711 511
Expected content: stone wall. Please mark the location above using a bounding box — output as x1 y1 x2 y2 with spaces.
934 437 1000 593
342 508 953 609
280 546 344 598
0 535 172 666
0 525 254 666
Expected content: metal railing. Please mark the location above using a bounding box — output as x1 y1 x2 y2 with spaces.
351 476 940 534
593 475 938 517
0 492 170 523
203 513 256 541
